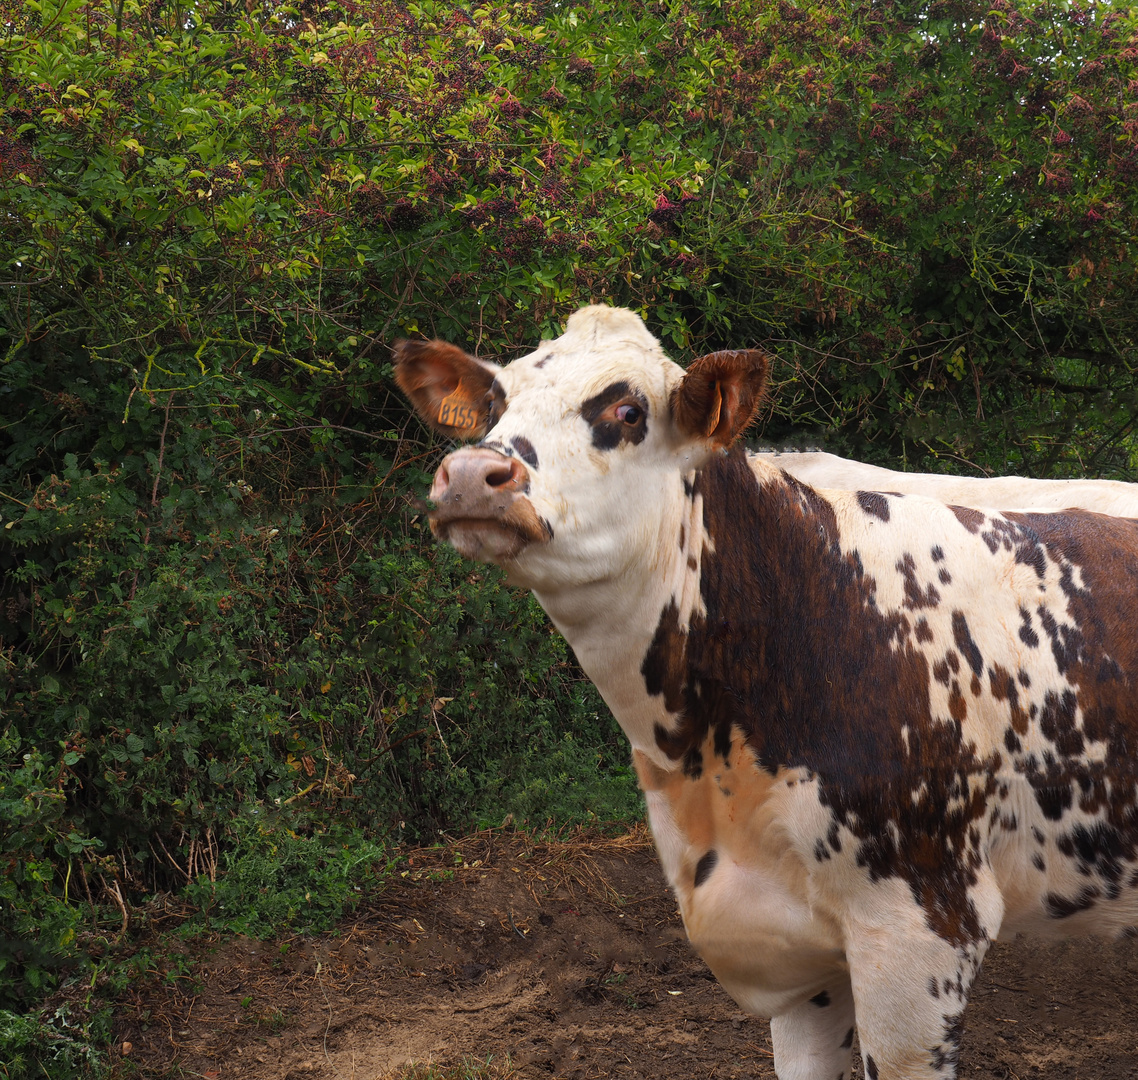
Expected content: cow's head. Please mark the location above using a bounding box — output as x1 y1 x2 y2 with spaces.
394 306 769 588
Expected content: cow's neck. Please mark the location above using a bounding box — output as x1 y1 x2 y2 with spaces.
531 460 715 767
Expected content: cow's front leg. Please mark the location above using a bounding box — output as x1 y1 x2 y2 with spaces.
770 976 856 1080
843 874 1002 1079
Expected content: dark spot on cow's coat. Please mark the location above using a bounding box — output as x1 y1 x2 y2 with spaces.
951 506 985 534
642 601 686 715
679 525 686 550
938 568 952 584
857 491 890 522
916 618 934 643
1018 607 1039 649
1045 886 1099 918
930 1014 964 1072
1039 689 1084 757
1033 853 1045 871
897 553 940 609
539 517 555 541
931 545 945 562
810 990 831 1007
533 352 553 368
866 1054 879 1080
581 380 649 450
510 435 539 468
952 611 983 677
841 1027 855 1049
1004 728 1021 753
1033 781 1072 821
928 976 940 998
693 849 718 888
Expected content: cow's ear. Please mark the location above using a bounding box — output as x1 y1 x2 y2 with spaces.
671 349 770 448
393 339 501 440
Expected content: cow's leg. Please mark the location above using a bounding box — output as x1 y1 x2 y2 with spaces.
770 976 856 1080
843 875 1003 1079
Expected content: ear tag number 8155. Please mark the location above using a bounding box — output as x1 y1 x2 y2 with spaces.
437 384 480 432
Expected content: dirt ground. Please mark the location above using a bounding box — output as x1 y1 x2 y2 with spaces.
113 828 1138 1080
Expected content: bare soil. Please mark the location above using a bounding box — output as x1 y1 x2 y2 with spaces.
114 829 1138 1079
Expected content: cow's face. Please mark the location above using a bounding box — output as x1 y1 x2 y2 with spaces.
394 306 769 589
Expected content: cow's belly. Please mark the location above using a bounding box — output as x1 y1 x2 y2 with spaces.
639 752 846 1018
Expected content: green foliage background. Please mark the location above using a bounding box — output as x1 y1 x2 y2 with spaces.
0 0 1136 1048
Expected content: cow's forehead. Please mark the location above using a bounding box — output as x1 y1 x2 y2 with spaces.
496 306 683 406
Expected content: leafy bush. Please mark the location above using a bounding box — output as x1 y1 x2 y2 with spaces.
0 1004 109 1080
180 811 391 938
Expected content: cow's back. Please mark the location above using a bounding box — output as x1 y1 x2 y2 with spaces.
758 450 1138 517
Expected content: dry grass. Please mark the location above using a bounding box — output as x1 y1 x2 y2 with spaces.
389 1056 520 1080
397 824 655 908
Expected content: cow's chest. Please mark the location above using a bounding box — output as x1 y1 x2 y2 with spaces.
633 736 848 1016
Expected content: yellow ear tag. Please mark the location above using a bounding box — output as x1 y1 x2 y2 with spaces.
437 383 481 432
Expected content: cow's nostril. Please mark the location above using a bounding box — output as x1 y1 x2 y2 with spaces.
486 460 523 488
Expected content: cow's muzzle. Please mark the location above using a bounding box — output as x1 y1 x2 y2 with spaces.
428 447 551 562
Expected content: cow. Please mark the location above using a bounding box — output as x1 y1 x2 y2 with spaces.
758 450 1138 517
394 304 1138 1080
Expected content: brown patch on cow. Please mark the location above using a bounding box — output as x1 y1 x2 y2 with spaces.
693 850 718 887
510 435 539 469
916 619 934 643
857 491 890 522
990 664 1030 736
952 612 983 677
951 506 985 534
641 449 998 950
897 553 941 610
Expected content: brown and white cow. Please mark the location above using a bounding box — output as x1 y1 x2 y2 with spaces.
394 305 1138 1080
759 450 1138 518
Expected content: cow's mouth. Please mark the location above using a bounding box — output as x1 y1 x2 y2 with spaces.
430 510 551 564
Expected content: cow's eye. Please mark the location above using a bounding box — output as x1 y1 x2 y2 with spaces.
616 404 643 425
